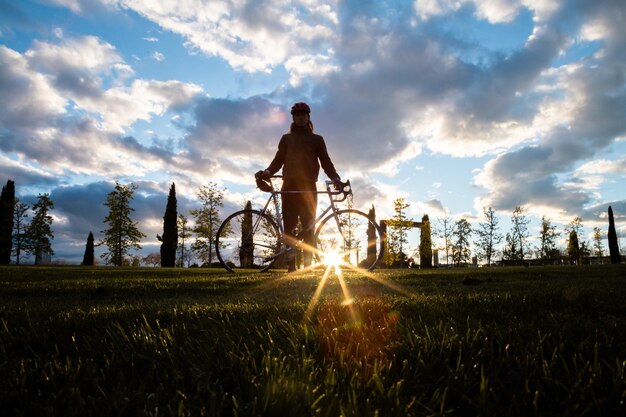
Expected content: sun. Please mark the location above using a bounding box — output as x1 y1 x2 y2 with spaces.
322 248 344 269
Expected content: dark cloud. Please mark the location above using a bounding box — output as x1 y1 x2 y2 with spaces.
0 158 60 188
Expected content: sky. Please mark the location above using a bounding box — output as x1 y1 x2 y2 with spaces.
0 0 625 264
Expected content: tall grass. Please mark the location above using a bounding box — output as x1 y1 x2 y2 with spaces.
0 265 624 416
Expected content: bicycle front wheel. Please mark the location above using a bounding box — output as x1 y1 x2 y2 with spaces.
215 210 281 273
314 209 384 271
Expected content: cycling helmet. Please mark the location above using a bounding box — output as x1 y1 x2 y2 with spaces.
291 102 311 114
256 177 273 192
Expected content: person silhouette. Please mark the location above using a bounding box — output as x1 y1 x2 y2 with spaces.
256 102 341 272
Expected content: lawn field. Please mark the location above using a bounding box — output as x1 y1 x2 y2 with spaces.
1 265 625 416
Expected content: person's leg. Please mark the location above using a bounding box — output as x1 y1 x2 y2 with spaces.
281 186 298 272
299 183 318 268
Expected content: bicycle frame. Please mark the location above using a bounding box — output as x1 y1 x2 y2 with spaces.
256 176 351 257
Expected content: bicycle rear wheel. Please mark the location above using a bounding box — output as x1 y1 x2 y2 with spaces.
216 210 281 273
314 209 384 271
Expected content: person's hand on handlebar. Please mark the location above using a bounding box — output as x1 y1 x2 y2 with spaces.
255 170 270 180
331 176 343 190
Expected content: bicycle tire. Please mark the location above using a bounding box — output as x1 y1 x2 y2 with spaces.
314 209 384 271
215 209 281 273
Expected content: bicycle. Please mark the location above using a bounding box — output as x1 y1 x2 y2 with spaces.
215 176 384 273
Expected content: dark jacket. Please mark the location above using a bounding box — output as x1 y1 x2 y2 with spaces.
266 127 339 183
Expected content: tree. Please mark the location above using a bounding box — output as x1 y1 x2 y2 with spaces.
419 214 432 268
437 209 453 266
24 194 55 265
366 205 378 267
177 214 193 267
143 252 161 267
509 206 530 261
567 230 580 265
473 207 502 266
239 201 254 268
502 232 520 262
159 183 178 267
82 232 95 266
592 227 604 258
386 198 411 267
0 179 16 264
607 206 620 264
190 182 226 266
451 218 472 266
567 216 584 236
537 216 560 263
12 199 29 265
100 182 146 267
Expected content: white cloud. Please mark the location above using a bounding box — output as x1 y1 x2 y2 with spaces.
152 51 165 62
96 0 339 76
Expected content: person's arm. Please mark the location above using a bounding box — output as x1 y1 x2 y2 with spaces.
317 136 340 181
265 135 287 176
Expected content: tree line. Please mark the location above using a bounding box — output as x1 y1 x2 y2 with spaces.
382 199 622 267
0 178 622 267
0 179 231 267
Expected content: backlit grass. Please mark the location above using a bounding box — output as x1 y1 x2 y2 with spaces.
1 265 625 416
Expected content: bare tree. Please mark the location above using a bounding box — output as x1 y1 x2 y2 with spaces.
437 209 454 266
473 207 502 266
177 214 192 267
451 218 472 266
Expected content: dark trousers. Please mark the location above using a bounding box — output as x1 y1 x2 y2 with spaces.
282 180 317 269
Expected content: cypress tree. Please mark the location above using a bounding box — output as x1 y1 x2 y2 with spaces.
82 232 95 266
160 183 178 267
420 214 433 268
608 206 620 264
366 205 377 267
0 180 16 264
239 201 253 268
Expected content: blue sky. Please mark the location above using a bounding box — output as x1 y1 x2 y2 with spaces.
1 0 625 264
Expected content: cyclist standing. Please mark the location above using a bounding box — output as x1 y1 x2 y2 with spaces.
256 102 341 272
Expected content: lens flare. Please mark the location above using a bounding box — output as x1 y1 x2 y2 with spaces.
323 248 344 269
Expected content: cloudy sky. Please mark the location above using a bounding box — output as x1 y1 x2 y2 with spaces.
1 0 625 264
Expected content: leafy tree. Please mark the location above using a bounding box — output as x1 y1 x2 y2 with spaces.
537 216 560 262
502 232 520 262
419 214 432 268
473 207 502 266
159 183 178 267
567 230 580 265
100 182 146 267
607 206 620 264
190 182 226 266
143 252 161 267
451 218 472 266
567 216 584 236
509 206 530 260
12 199 29 265
82 231 95 266
0 179 15 264
592 227 604 258
386 198 411 267
24 194 55 265
177 214 193 267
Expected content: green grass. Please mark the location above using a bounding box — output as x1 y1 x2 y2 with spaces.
1 265 625 416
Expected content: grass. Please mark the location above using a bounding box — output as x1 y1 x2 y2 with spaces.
0 264 625 416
